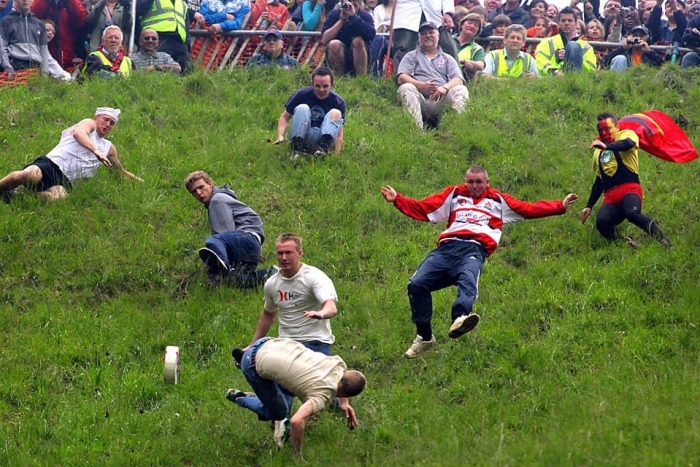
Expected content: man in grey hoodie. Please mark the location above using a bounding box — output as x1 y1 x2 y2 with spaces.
0 0 70 80
185 170 274 287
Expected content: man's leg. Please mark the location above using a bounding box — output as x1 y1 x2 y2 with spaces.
290 104 311 156
391 28 417 73
217 231 264 288
0 165 42 193
681 51 700 69
203 233 233 275
37 185 69 201
397 83 426 129
563 42 584 72
620 193 671 245
443 85 469 114
316 109 344 156
350 36 369 76
438 26 459 62
234 344 290 421
326 40 347 77
609 55 629 73
595 203 625 241
448 242 485 339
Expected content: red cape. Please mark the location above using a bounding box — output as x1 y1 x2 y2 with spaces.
618 110 698 164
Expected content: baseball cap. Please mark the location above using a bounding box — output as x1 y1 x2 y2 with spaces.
419 21 439 32
630 25 650 36
264 28 283 40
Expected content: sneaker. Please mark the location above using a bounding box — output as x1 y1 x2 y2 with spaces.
660 237 672 248
225 388 254 402
403 335 436 359
623 236 640 249
273 418 290 448
313 148 327 159
448 313 480 339
199 247 228 275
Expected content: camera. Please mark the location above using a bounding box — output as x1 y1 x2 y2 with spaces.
629 37 641 44
341 1 351 10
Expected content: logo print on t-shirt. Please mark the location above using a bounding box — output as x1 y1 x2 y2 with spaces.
278 290 302 302
600 150 613 164
310 105 325 127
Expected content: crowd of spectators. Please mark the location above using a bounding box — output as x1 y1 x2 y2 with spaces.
2 0 700 84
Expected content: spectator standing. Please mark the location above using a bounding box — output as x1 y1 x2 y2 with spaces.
372 0 393 32
580 113 671 248
0 107 142 202
184 171 274 287
300 0 324 31
85 0 131 54
0 0 71 80
482 23 538 76
321 0 376 76
31 0 87 69
535 7 597 75
83 25 133 77
585 18 605 40
137 0 192 73
0 31 15 79
247 27 299 67
490 0 528 24
274 66 346 159
522 0 547 28
602 25 663 70
247 0 290 30
391 0 459 70
130 28 181 72
397 21 467 129
380 167 578 358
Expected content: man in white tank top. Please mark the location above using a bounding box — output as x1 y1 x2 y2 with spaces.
0 107 143 201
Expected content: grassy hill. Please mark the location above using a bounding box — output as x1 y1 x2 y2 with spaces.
0 66 698 465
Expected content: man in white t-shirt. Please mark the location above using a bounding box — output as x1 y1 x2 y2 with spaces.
0 107 143 202
227 338 366 458
249 232 338 356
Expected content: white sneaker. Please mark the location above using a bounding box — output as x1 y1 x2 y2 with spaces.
273 418 290 448
403 335 436 359
448 314 480 339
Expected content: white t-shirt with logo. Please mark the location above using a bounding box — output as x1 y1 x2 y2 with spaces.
263 263 338 344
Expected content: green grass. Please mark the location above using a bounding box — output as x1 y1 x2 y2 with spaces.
1 65 698 465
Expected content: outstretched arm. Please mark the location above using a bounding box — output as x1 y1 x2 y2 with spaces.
249 309 276 345
289 401 316 457
106 145 144 181
275 111 292 143
380 185 397 202
304 299 337 320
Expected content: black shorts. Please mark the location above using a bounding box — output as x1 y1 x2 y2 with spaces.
25 156 71 192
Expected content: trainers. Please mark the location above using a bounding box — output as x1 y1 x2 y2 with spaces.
448 314 480 339
660 237 672 248
225 388 254 402
313 148 327 159
273 418 290 448
199 247 228 275
403 335 436 359
623 236 640 249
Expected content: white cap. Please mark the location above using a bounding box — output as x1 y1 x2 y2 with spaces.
95 107 121 122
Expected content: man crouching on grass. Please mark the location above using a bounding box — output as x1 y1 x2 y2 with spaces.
0 107 143 202
226 337 366 458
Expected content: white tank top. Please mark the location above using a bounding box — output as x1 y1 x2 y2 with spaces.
45 125 113 184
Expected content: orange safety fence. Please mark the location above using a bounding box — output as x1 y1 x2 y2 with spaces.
0 69 41 88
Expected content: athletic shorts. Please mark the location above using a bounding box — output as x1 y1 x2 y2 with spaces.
603 182 643 208
24 156 72 192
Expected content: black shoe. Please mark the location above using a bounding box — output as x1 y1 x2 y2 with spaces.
291 136 304 152
226 388 254 402
313 148 327 159
231 348 244 368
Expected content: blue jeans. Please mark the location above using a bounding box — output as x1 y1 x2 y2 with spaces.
289 104 344 152
681 51 700 69
204 231 266 287
563 41 584 72
610 55 629 72
407 240 486 325
235 338 290 421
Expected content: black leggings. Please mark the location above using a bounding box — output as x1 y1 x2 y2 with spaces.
596 193 667 242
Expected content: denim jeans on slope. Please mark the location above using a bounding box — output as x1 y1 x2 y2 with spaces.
289 104 344 151
205 230 262 286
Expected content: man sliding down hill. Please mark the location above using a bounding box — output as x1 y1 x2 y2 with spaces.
381 166 578 359
0 107 143 202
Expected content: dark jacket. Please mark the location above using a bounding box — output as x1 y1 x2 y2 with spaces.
602 45 664 68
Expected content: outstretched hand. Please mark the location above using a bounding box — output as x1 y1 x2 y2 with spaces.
94 149 113 168
580 207 592 224
340 400 358 430
591 140 607 150
380 185 397 202
562 193 578 209
273 137 285 145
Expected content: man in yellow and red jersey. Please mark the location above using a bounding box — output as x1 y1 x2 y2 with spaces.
580 112 672 248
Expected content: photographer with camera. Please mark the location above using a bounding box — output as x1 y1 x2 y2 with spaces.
602 25 663 71
320 0 376 76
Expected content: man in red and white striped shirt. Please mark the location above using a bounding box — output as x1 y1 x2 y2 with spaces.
381 166 578 359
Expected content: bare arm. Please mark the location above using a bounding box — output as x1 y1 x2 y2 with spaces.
106 145 144 181
304 299 337 320
275 111 292 143
250 309 277 345
334 127 344 155
321 13 346 45
71 119 110 165
289 400 316 457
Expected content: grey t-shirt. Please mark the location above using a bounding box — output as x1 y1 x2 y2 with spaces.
397 47 464 97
